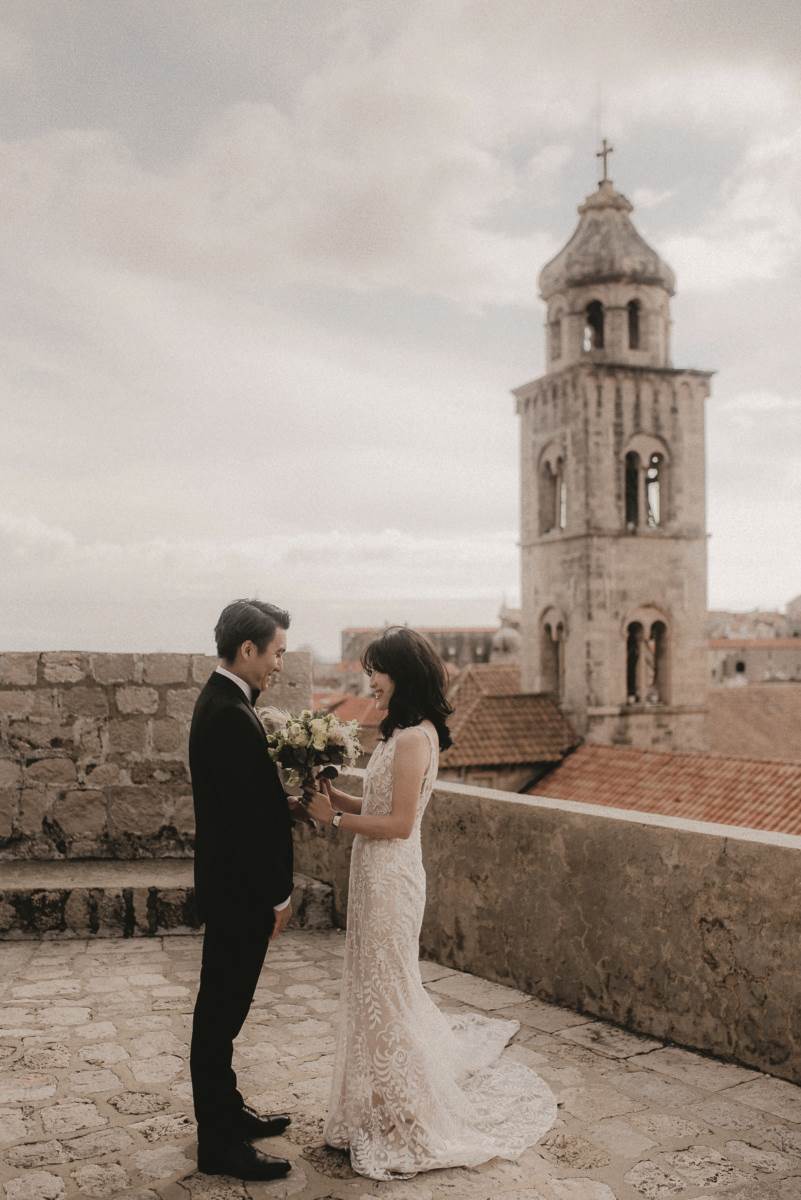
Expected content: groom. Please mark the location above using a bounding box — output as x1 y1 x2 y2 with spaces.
189 598 296 1181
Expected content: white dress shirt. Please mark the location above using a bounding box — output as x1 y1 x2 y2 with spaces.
214 666 291 913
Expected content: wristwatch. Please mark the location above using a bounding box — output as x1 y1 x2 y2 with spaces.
331 811 344 830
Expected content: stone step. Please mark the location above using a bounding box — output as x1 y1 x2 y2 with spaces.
0 861 333 939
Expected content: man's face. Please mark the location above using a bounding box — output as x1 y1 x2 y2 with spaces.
239 628 287 692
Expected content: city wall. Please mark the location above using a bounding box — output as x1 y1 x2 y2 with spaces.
295 772 801 1085
0 650 312 860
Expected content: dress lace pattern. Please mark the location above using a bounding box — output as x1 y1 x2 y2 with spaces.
323 723 557 1180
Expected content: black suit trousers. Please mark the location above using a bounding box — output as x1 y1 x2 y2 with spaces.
190 913 274 1145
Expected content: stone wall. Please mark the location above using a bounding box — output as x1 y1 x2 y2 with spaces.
295 772 801 1084
0 651 311 860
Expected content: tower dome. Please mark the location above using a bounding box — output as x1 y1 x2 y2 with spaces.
539 180 676 300
539 151 676 373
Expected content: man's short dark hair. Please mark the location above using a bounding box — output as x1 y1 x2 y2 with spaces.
214 599 291 663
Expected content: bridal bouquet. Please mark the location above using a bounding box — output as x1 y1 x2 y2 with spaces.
258 706 363 791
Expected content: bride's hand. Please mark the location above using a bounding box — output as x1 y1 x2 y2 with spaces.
287 797 316 827
306 789 334 825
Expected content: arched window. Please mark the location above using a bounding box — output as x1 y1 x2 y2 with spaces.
539 445 566 535
646 453 663 528
549 309 563 360
622 436 669 531
542 609 566 698
583 300 604 351
625 451 640 528
625 611 669 705
627 299 640 349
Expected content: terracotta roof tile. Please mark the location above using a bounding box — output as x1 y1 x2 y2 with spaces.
325 695 383 727
442 665 577 768
528 744 801 836
707 685 801 763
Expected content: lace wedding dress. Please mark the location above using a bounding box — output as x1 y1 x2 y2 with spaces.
324 722 557 1180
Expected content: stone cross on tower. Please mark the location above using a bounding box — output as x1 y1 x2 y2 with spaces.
596 137 614 183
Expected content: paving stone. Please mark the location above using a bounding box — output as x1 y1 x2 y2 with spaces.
78 1041 129 1065
0 1104 36 1145
548 1184 618 1200
605 1067 701 1108
427 972 531 1010
133 1142 195 1177
501 999 593 1034
559 1021 663 1059
130 1053 184 1083
664 1144 752 1190
628 1045 759 1090
682 1095 772 1133
130 1112 195 1142
624 1158 687 1198
108 1090 169 1115
63 1126 133 1160
70 1162 130 1198
586 1115 658 1158
559 1082 644 1122
40 1100 106 1136
725 1138 801 1174
0 1070 57 1102
537 1127 610 1168
20 1042 72 1069
40 1005 92 1026
731 1076 801 1123
67 1067 123 1093
6 1137 70 1167
3 1171 66 1200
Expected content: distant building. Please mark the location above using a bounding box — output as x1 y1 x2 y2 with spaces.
341 625 496 669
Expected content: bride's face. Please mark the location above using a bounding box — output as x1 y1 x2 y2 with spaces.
368 668 395 712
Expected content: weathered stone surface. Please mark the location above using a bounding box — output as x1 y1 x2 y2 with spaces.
731 1076 801 1122
68 1067 123 1093
40 1099 107 1136
628 1044 759 1090
106 716 147 753
24 756 77 785
107 786 167 836
165 688 200 720
16 788 52 834
61 687 109 718
6 1137 70 1167
0 1105 35 1146
560 1021 663 1059
0 788 16 837
108 1090 169 1115
42 653 86 683
63 1126 133 1160
131 1111 195 1141
191 654 218 684
3 1170 66 1199
89 653 136 684
0 1071 57 1102
143 655 189 685
70 1162 130 1197
151 718 185 755
0 690 36 718
52 789 106 836
0 653 39 686
0 758 23 788
116 685 159 715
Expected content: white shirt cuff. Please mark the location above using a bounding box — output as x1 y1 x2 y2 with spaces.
273 896 292 912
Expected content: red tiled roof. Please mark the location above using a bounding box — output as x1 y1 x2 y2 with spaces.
528 744 801 836
707 685 801 763
709 638 801 650
442 663 577 768
325 695 383 727
442 693 578 767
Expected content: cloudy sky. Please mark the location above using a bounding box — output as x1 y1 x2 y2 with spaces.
1 0 800 658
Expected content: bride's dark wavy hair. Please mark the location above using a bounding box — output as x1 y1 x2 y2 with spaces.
361 626 453 750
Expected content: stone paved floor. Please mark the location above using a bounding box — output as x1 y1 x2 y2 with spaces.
1 931 801 1200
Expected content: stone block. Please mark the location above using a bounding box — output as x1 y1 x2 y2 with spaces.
142 654 189 685
191 654 217 684
88 653 136 684
25 757 77 786
42 652 87 683
150 718 185 756
83 763 121 787
61 688 109 719
17 788 53 835
115 687 159 715
107 787 168 837
7 719 73 751
0 758 22 789
0 790 16 838
165 688 199 720
171 793 195 835
53 790 107 837
75 722 103 758
107 717 147 754
0 652 39 686
0 690 36 718
130 760 187 786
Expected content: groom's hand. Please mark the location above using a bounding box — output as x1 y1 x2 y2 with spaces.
271 900 292 940
288 797 316 827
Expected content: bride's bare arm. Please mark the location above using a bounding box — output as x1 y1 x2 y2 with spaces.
307 728 429 839
323 779 362 814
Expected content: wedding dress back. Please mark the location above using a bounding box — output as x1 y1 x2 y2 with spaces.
324 722 557 1180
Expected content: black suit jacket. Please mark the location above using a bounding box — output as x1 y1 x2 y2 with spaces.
189 671 294 932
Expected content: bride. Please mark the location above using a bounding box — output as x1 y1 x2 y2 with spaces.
307 626 556 1180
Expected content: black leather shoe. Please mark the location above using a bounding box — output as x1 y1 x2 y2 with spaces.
239 1104 292 1139
197 1139 291 1180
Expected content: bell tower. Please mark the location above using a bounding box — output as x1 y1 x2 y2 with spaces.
515 146 711 751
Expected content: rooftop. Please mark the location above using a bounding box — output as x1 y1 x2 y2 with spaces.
529 743 801 835
707 684 801 764
2 928 801 1200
